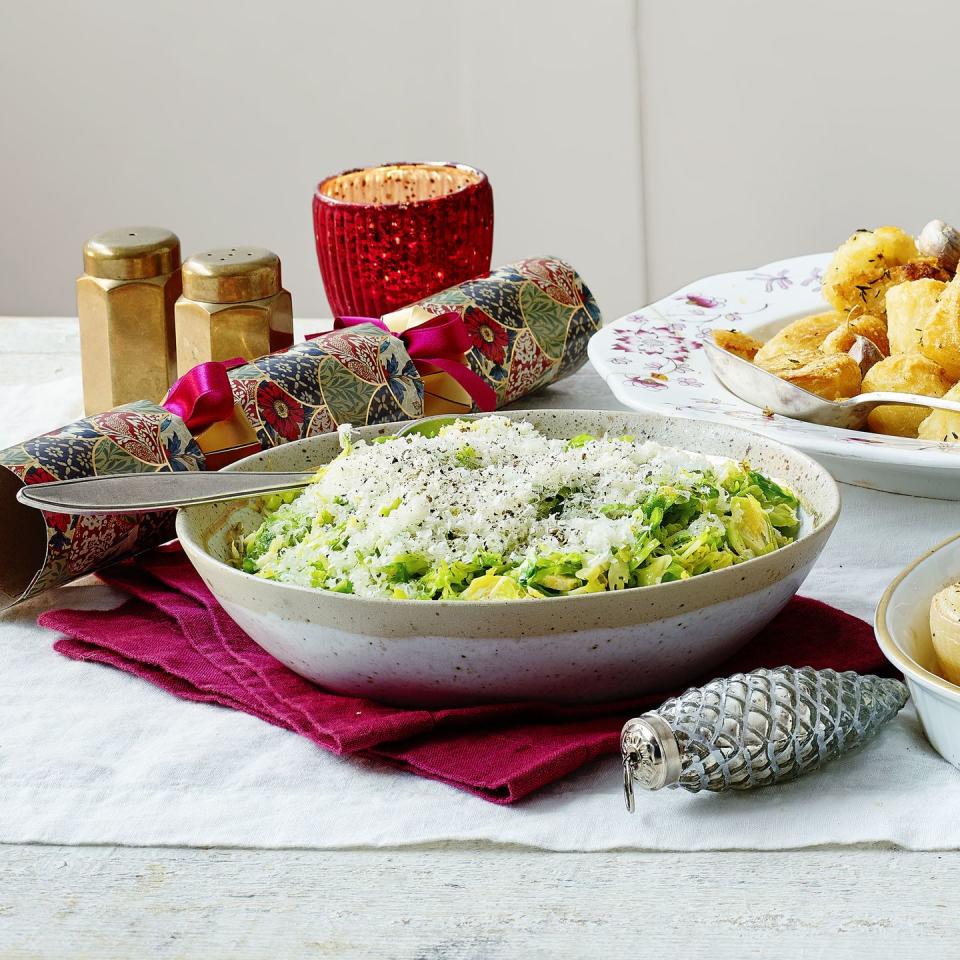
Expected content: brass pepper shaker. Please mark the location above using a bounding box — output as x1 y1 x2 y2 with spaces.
77 226 181 414
175 247 294 375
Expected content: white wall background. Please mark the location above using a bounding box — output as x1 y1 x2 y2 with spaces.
2 0 960 322
0 0 642 321
637 0 960 299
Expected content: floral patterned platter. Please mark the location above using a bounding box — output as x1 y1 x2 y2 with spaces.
588 252 960 499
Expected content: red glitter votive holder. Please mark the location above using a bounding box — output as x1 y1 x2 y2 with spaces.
313 161 494 318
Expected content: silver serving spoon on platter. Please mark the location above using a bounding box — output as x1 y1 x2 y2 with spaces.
14 414 481 515
704 338 960 430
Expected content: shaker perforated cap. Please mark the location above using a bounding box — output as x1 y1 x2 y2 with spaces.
181 247 281 304
82 227 181 280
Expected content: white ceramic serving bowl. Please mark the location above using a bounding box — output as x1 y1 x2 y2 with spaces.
176 410 840 707
876 533 960 769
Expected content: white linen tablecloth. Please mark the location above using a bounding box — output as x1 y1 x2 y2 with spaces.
2 362 959 852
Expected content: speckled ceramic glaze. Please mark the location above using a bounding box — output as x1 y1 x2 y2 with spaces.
876 533 960 769
176 410 840 706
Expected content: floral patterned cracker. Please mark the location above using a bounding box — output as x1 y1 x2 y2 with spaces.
0 257 602 606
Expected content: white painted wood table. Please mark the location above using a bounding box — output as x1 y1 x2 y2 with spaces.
1 317 956 960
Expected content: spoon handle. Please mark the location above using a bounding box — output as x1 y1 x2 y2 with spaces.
16 471 316 515
858 392 960 415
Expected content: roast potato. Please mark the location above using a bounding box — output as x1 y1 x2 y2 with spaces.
920 273 960 380
711 329 764 362
917 382 960 443
887 257 951 285
886 278 946 356
821 227 919 320
820 312 889 357
754 311 847 368
759 351 862 401
861 353 954 437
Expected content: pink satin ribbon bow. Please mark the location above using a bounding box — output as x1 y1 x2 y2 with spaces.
330 312 497 412
162 358 245 433
163 308 497 435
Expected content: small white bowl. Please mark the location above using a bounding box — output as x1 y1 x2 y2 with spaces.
876 533 960 768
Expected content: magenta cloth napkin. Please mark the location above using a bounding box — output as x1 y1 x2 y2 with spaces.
38 545 891 804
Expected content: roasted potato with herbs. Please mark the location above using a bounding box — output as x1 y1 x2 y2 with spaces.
821 226 919 320
819 312 889 357
886 278 946 356
920 272 960 380
861 353 954 437
753 311 848 369
887 257 951 285
711 329 764 362
918 382 960 443
763 352 862 401
749 309 864 399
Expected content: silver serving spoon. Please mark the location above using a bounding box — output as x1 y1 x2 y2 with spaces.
704 338 960 430
15 414 483 515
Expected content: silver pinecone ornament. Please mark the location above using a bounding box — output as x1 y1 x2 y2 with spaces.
621 666 908 809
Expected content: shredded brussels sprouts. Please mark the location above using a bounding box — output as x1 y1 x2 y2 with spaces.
236 417 801 600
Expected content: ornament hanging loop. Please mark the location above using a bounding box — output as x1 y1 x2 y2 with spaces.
622 758 636 813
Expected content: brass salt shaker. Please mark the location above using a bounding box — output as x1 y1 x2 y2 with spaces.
77 226 182 414
175 247 294 375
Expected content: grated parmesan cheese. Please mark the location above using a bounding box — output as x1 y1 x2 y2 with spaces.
239 417 801 600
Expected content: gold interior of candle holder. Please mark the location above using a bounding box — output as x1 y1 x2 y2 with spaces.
319 163 482 206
